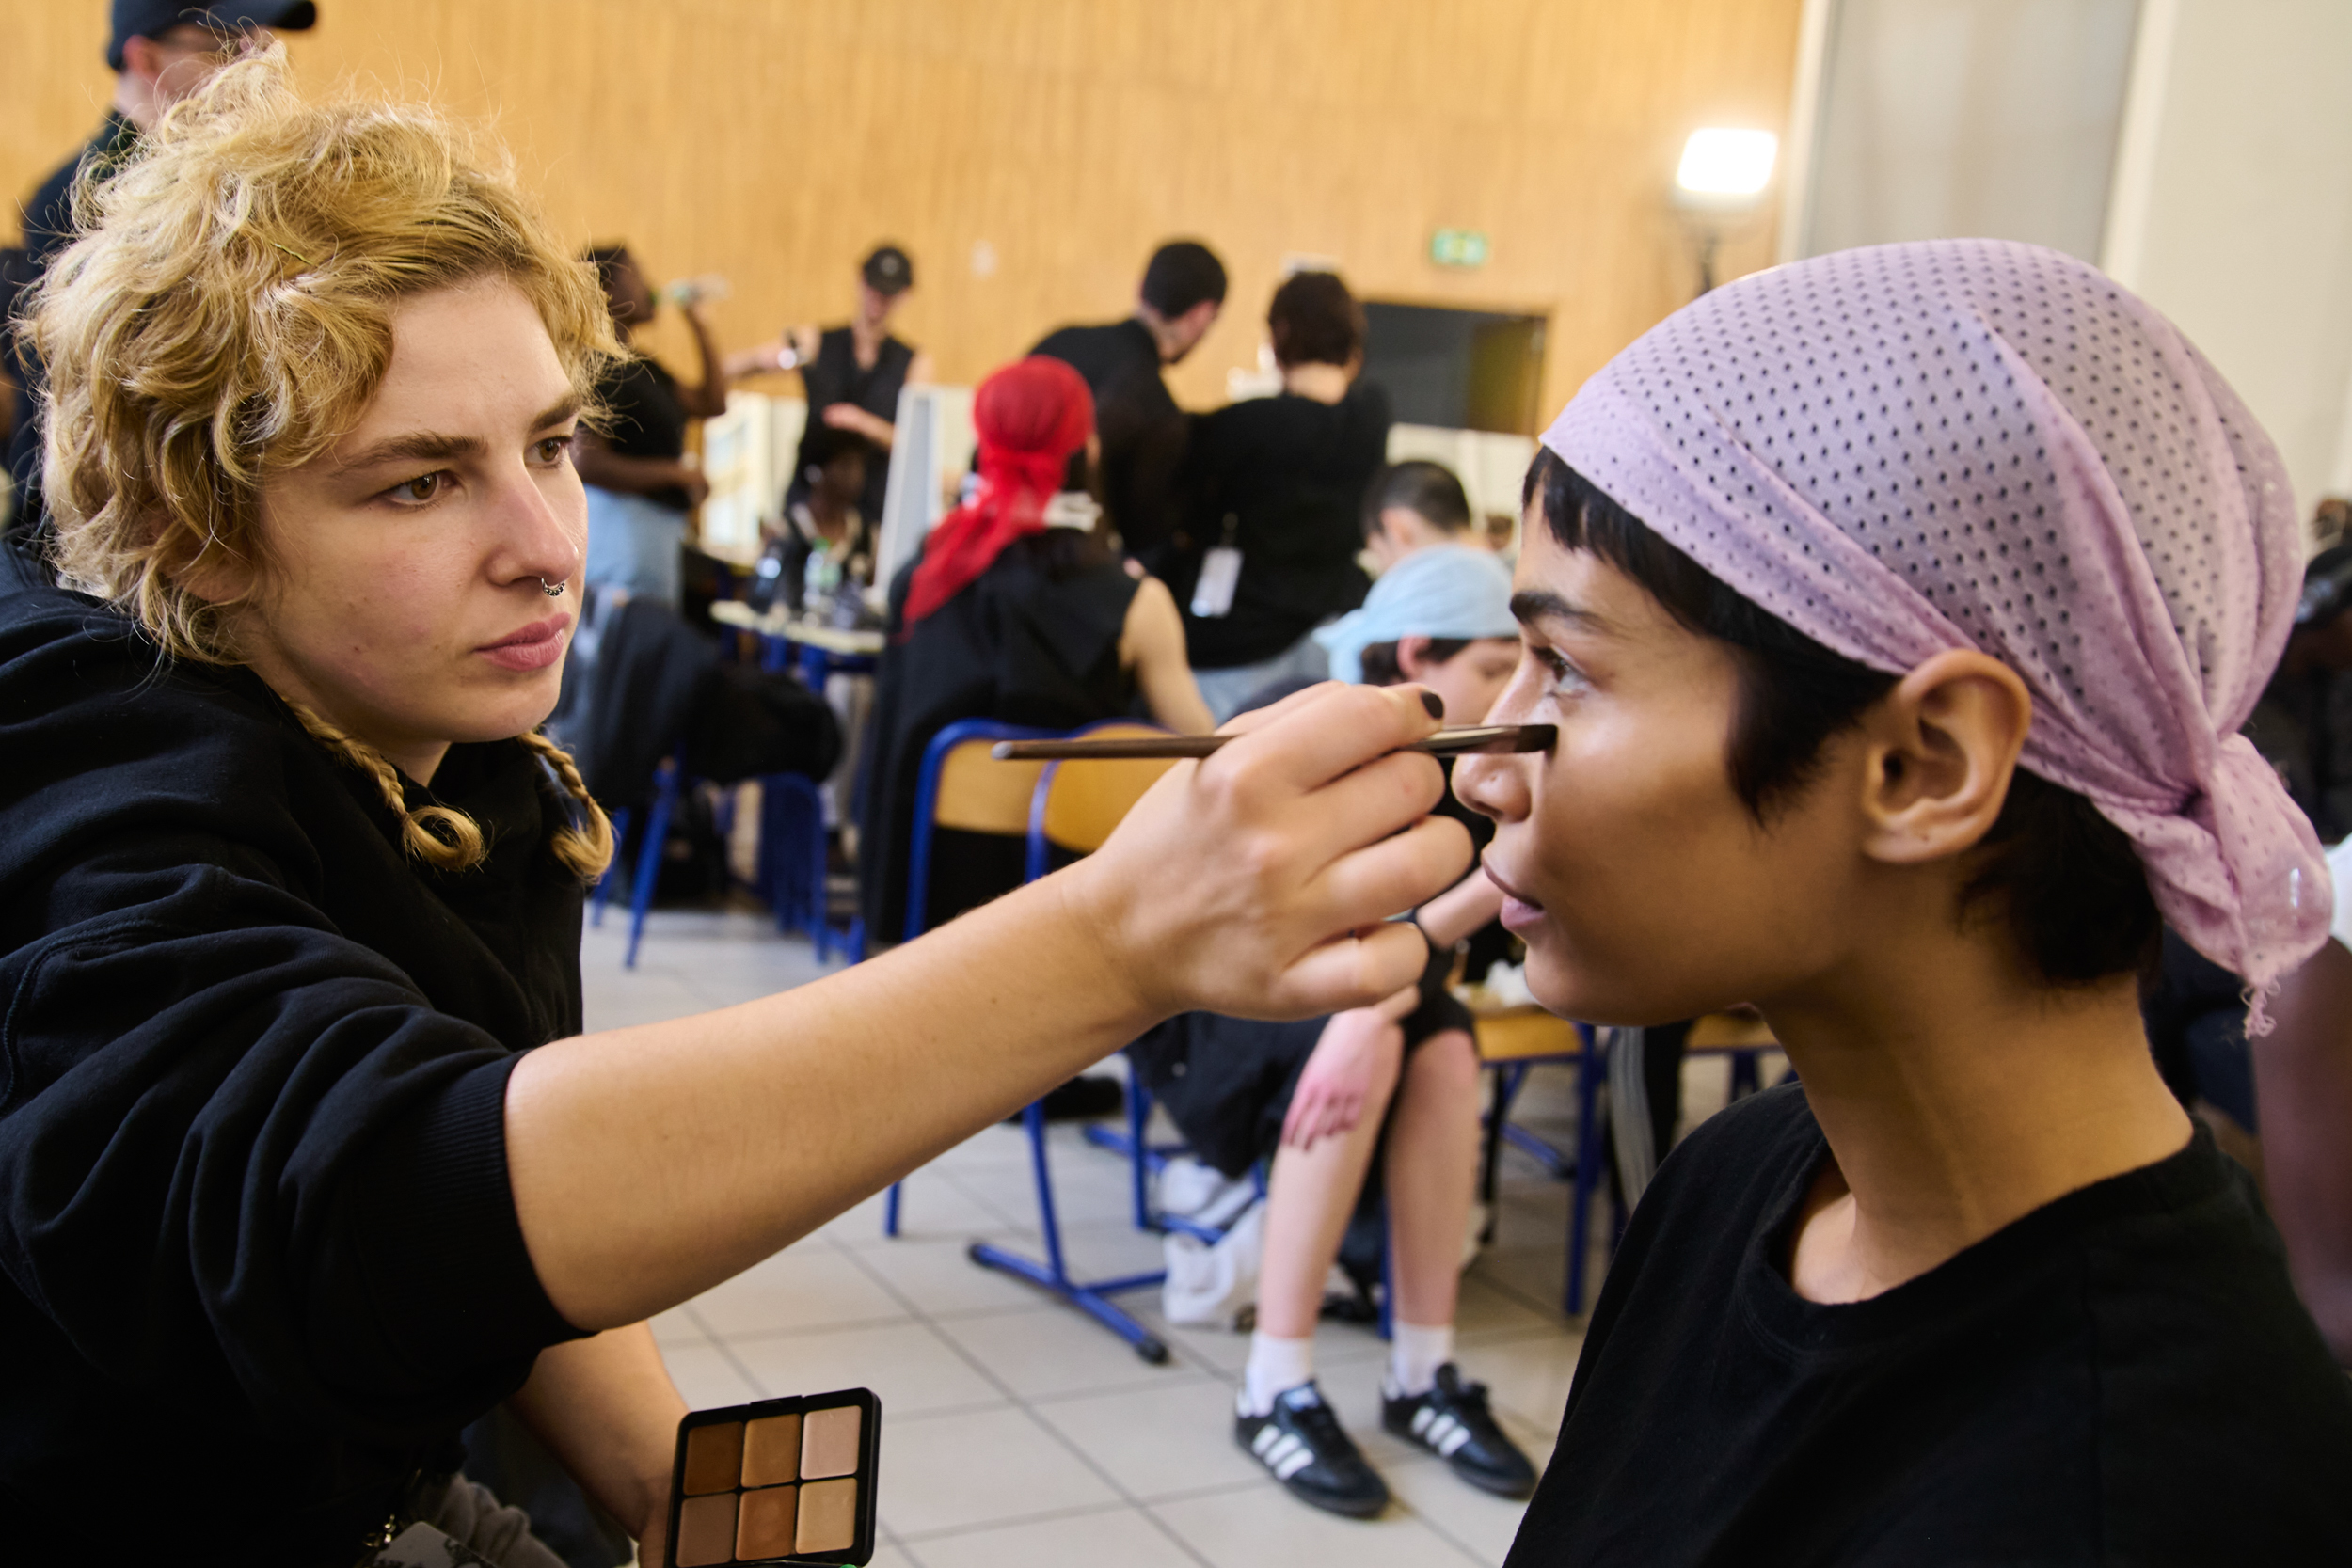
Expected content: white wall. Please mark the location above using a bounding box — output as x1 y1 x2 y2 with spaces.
2104 0 2352 516
1802 0 2138 262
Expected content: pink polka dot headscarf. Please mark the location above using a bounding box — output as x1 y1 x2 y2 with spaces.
1543 238 2328 1014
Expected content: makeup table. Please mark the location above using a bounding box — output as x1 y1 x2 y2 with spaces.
711 598 886 686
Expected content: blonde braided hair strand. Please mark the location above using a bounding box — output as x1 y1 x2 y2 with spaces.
287 704 612 880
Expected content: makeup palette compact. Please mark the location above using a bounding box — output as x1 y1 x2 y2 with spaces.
666 1388 881 1567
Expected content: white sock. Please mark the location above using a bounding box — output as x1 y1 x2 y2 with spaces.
1387 1321 1454 1399
1240 1332 1316 1417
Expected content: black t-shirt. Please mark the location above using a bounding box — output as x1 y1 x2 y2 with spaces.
1170 383 1391 670
1028 319 1188 560
591 355 692 511
1507 1083 2352 1567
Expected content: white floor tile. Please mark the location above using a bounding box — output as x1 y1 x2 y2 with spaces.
1151 1481 1482 1567
1027 1377 1266 1498
1383 1453 1543 1567
656 1341 759 1409
723 1319 1007 1415
648 1307 706 1346
1452 1273 1563 1339
846 1231 1059 1317
933 1305 1203 1401
688 1242 910 1338
899 1505 1200 1568
875 1405 1123 1537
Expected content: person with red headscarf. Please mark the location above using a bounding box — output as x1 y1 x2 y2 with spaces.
857 356 1211 943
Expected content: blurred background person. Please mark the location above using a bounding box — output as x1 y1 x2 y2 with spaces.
6 0 318 543
858 356 1211 947
736 245 930 530
1362 458 1480 572
1172 270 1391 721
575 243 731 610
2245 539 2352 843
1030 240 1228 564
768 423 879 611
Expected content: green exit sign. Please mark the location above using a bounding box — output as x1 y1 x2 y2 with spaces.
1431 229 1490 267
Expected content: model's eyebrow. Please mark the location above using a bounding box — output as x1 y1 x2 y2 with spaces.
1511 589 1616 638
331 396 582 474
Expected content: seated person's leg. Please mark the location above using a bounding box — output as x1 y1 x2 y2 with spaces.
1237 1006 1404 1517
1378 1027 1537 1497
1252 1008 1404 1347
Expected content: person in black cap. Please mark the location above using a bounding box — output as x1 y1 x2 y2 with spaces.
731 244 932 528
1028 239 1229 564
5 2 317 539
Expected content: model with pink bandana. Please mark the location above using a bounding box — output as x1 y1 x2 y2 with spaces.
1459 240 2352 1565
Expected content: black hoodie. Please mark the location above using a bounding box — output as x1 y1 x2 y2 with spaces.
0 546 586 1562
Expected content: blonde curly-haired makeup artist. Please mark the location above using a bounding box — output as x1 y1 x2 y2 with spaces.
0 48 1468 1566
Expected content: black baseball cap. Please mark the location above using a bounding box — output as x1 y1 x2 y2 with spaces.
109 2 318 71
861 245 914 296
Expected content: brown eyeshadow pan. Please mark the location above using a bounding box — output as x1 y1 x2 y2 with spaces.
675 1493 739 1568
667 1387 879 1565
741 1413 803 1488
736 1485 798 1559
681 1421 745 1496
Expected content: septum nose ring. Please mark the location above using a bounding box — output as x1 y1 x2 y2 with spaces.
538 578 566 597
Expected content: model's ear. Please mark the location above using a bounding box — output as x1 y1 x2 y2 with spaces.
1852 649 2031 867
1392 634 1434 681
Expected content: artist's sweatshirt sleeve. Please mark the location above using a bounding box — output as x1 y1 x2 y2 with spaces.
0 643 580 1446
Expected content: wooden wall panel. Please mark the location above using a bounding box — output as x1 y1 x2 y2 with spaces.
3 0 1803 422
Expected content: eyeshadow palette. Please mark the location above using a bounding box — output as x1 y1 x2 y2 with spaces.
666 1387 881 1566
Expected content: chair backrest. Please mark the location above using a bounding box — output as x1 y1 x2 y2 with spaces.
1024 722 1181 881
904 719 1061 942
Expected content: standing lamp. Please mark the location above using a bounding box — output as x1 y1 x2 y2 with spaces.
1673 128 1779 295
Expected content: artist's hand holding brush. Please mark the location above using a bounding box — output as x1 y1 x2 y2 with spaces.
1064 680 1474 1022
506 681 1473 1331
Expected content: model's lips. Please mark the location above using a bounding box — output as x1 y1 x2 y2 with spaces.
1483 853 1547 934
476 612 572 672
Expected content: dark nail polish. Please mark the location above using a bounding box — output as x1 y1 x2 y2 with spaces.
1420 689 1444 720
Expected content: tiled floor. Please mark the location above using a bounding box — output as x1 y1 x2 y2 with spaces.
582 903 1697 1568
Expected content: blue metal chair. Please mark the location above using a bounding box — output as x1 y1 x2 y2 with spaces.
963 722 1182 1362
877 719 1062 1238
753 771 861 963
589 754 684 970
1479 1013 1772 1314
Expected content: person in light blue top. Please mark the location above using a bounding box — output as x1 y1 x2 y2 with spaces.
1315 542 1520 688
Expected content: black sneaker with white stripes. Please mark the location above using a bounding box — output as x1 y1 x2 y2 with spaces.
1381 1363 1537 1497
1234 1381 1390 1518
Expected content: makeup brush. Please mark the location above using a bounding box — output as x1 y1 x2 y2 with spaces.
991 724 1555 761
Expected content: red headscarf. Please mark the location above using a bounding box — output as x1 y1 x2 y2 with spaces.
900 356 1095 626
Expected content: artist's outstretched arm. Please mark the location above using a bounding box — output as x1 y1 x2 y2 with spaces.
506 683 1470 1328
